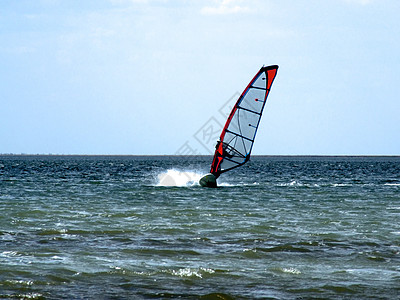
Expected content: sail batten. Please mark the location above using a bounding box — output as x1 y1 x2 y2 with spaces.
209 65 278 177
225 129 254 142
237 106 261 116
250 86 267 91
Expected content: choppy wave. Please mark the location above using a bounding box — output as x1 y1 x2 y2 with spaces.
1 155 400 299
276 181 399 188
168 267 215 278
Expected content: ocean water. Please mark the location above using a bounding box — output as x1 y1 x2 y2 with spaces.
0 155 399 299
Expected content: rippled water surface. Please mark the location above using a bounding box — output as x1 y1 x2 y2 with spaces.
0 155 399 299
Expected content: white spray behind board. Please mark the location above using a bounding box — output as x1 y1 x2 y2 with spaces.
157 169 203 187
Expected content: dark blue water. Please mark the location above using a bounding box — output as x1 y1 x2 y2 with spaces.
1 155 399 299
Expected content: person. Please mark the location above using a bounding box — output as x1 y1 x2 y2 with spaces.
216 140 233 159
211 140 236 177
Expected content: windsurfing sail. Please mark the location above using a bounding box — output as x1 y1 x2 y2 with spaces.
210 65 278 177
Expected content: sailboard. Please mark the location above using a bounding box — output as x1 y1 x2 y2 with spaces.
199 65 279 187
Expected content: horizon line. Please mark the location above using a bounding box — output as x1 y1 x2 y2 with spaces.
1 154 399 157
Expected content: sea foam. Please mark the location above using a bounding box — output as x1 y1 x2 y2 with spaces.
156 169 203 187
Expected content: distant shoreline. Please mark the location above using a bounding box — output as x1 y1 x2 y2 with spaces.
1 154 399 158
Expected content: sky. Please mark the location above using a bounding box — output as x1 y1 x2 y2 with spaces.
1 0 399 155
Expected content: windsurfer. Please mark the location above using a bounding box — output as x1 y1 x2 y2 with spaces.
200 65 278 187
216 140 234 159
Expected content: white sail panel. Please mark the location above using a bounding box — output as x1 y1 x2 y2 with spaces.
210 65 278 176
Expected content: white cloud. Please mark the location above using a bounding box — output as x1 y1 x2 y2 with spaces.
201 0 251 15
109 0 149 4
343 0 373 5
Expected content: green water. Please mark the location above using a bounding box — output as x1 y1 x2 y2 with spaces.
1 155 399 299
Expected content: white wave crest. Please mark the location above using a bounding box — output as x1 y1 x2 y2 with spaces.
282 267 301 274
170 267 215 278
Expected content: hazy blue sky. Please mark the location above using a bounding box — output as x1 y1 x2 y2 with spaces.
1 0 399 155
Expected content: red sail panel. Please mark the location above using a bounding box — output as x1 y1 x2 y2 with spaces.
210 65 278 177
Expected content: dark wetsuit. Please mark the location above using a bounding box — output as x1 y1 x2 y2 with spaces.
216 141 233 159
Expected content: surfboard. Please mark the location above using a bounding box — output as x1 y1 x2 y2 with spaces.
199 173 217 188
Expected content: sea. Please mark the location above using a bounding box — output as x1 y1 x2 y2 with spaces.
0 155 399 299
